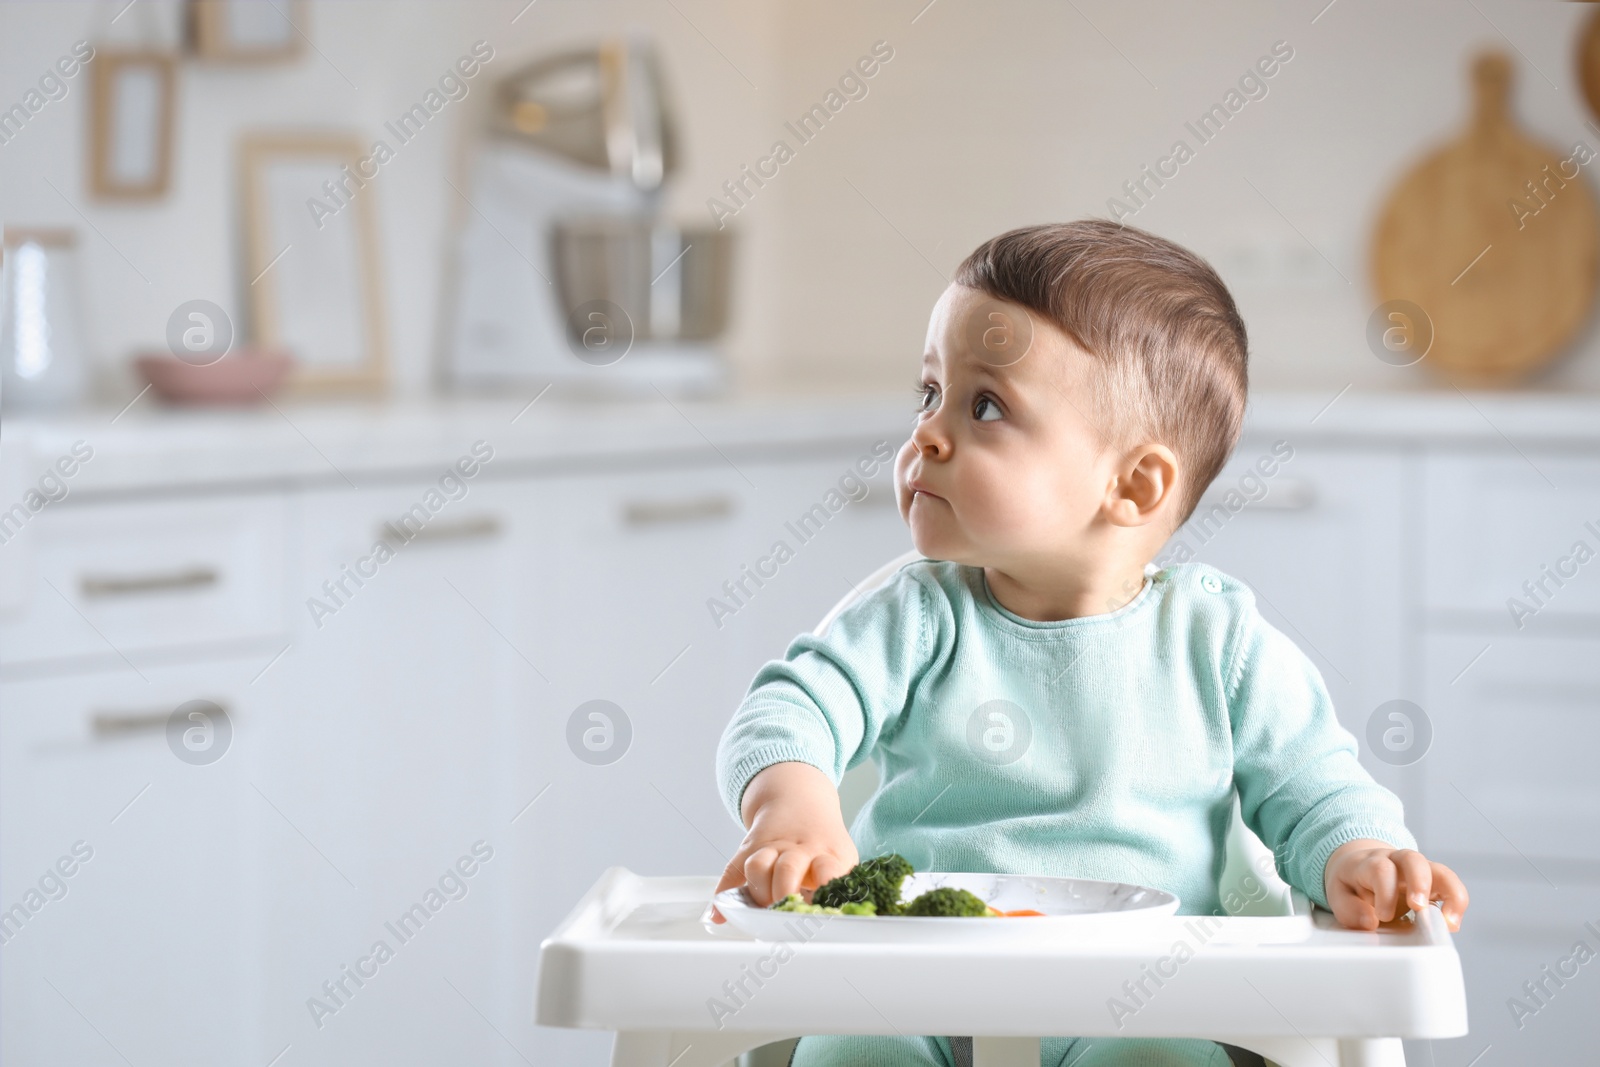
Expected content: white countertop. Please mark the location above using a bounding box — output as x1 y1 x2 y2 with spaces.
3 386 1598 497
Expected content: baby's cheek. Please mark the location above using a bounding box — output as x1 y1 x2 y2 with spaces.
981 467 1066 540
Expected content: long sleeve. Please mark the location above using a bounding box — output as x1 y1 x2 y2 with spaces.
715 567 933 827
1225 597 1417 909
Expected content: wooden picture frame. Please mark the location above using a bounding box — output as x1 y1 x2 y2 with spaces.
241 133 388 394
187 0 304 63
89 51 176 199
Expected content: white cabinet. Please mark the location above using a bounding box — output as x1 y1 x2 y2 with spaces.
0 434 914 1067
1415 450 1600 1067
1413 605 1600 1067
525 462 752 864
1419 632 1600 868
260 477 531 1067
1423 453 1600 621
0 657 265 1066
723 450 910 689
505 462 754 1067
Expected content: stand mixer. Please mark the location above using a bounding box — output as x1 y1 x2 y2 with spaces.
444 33 731 395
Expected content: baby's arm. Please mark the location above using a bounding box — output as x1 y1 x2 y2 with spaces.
712 567 933 915
1224 594 1470 931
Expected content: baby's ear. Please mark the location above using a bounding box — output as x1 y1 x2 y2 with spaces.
1107 443 1180 526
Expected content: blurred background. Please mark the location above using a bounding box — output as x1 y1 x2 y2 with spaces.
1 1 1597 1065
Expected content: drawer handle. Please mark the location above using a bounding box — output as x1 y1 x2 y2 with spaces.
381 515 503 545
1196 479 1317 514
91 709 170 738
91 703 231 742
80 566 219 598
623 495 734 527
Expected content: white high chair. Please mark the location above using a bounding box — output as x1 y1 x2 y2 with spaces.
533 551 1467 1067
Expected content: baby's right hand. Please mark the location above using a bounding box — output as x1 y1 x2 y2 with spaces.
711 761 859 921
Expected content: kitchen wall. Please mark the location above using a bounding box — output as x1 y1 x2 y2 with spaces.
1 0 1596 400
759 0 1600 394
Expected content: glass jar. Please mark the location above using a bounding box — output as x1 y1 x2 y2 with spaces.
0 227 88 412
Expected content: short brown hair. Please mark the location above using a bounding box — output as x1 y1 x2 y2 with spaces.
953 219 1248 527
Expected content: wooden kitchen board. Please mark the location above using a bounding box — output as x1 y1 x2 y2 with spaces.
1370 51 1598 384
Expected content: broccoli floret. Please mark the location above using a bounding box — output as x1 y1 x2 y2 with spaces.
904 887 990 917
768 893 877 916
769 893 821 913
812 853 914 915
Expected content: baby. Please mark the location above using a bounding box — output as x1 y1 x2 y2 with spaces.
712 220 1468 1067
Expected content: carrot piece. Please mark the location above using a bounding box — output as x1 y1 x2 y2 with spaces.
1000 909 1045 917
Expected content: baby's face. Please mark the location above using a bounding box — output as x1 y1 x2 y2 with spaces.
895 284 1122 568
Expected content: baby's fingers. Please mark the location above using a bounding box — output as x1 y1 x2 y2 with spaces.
711 844 768 923
714 847 754 897
809 852 854 893
768 849 814 904
1364 852 1402 922
740 846 782 906
1430 862 1469 931
1392 850 1433 914
1329 880 1380 930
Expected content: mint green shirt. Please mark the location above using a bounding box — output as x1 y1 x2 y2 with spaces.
715 559 1415 915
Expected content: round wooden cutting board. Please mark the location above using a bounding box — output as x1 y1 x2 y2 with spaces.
1370 51 1598 384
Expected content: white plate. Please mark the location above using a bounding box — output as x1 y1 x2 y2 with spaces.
712 872 1180 943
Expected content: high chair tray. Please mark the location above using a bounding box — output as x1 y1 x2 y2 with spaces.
536 867 1468 1043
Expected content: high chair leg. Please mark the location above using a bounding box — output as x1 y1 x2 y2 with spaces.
1335 1038 1405 1066
1211 1036 1339 1067
611 1029 795 1067
1213 1035 1405 1067
970 1035 1040 1067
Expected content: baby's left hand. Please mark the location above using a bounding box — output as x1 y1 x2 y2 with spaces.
1323 838 1468 932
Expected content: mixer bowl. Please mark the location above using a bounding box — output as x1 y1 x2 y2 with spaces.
552 218 733 348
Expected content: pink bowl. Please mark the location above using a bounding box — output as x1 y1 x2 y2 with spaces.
134 348 295 405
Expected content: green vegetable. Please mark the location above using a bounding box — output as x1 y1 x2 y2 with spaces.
762 855 1000 919
770 893 877 915
903 887 990 917
812 853 914 915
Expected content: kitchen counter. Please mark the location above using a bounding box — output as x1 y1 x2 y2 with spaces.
3 387 1598 498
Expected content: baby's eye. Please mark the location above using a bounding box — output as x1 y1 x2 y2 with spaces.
973 394 1003 421
915 383 940 414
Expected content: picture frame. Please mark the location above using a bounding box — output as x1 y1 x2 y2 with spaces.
240 133 388 394
186 0 304 63
89 50 176 199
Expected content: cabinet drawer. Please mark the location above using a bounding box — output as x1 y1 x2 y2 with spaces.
1423 452 1600 618
0 494 288 669
0 659 258 1066
1420 633 1600 866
